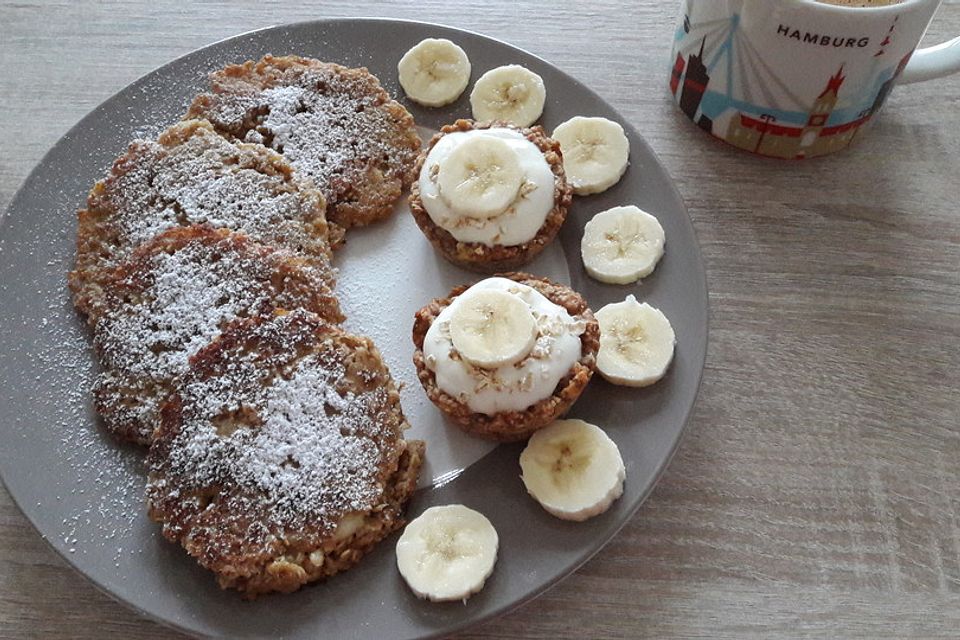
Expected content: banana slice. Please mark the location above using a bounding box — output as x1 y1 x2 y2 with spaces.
520 419 626 522
595 295 675 387
581 205 665 284
396 504 499 602
436 135 523 219
470 64 546 127
398 38 472 107
552 116 630 195
448 288 537 368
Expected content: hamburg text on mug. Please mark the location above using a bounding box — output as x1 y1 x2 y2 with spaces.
669 0 960 159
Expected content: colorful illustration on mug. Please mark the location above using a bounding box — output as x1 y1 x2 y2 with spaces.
670 5 913 158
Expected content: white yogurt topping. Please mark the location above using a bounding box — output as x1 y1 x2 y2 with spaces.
423 277 585 415
418 128 556 247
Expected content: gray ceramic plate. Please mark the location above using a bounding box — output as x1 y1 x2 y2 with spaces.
0 18 707 640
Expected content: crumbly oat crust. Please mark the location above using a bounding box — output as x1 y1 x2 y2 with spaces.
92 226 343 446
147 310 423 597
412 272 598 441
408 119 573 273
187 55 421 230
70 119 336 323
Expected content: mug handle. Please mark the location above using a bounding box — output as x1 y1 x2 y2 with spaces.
899 36 960 83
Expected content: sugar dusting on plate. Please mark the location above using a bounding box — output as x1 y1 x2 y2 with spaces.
0 226 145 566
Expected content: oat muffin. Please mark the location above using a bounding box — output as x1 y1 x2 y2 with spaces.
70 119 336 323
187 54 422 230
409 120 572 273
412 272 598 441
147 309 424 597
92 226 343 446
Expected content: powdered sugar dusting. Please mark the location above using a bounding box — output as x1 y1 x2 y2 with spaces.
97 240 273 377
92 229 339 443
77 121 329 281
234 84 370 191
50 331 144 565
152 312 401 533
0 217 145 566
190 58 420 223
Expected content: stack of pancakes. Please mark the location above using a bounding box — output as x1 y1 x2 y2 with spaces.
69 55 425 597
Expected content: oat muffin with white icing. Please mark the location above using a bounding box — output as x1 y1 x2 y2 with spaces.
409 120 572 273
70 119 335 322
147 309 424 597
187 55 422 230
92 225 343 446
412 272 598 441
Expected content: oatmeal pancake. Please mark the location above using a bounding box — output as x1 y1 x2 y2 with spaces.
413 272 599 441
71 119 336 323
187 55 421 229
147 310 424 597
92 226 343 446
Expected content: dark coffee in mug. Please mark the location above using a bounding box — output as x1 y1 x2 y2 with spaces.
817 0 905 7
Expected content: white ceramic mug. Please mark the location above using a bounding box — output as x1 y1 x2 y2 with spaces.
669 0 960 159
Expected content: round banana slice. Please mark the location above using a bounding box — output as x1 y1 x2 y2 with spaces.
470 64 546 127
552 116 630 195
398 38 472 107
436 135 524 219
520 419 626 522
448 288 538 368
396 504 499 602
581 205 665 284
595 295 675 387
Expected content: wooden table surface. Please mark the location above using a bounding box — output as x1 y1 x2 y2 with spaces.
2 1 959 638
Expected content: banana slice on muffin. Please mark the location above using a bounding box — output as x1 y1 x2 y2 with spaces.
409 119 573 273
412 273 598 441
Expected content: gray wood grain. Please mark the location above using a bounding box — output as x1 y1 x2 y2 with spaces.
2 1 959 638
